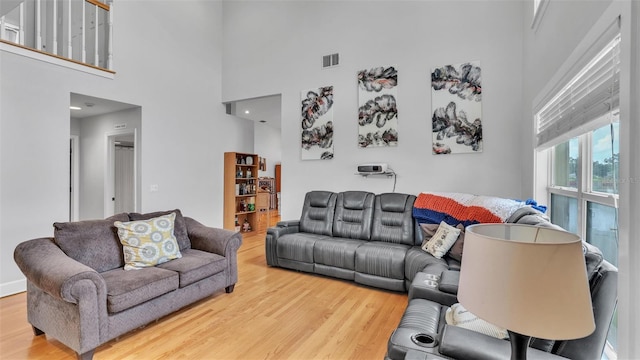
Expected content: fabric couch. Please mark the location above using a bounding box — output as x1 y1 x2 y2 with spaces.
13 209 242 360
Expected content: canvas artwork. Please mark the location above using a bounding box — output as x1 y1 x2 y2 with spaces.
301 86 334 160
431 61 482 154
357 65 398 148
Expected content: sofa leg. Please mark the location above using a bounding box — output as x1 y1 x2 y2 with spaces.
32 326 44 336
77 349 94 360
225 284 235 293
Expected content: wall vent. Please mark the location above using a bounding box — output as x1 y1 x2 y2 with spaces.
322 53 339 69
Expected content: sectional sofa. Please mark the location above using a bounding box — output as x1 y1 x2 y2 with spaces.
265 190 546 292
265 190 618 360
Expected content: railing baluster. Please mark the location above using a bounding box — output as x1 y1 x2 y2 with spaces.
81 0 85 63
0 16 6 41
93 3 98 66
36 0 42 50
19 2 25 45
67 0 72 58
52 0 58 55
107 1 113 70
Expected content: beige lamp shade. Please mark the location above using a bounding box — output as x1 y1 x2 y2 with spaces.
458 223 595 340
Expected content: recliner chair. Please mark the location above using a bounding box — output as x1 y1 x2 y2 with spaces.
386 242 618 360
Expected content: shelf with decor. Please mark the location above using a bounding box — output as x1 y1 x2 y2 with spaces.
224 152 259 233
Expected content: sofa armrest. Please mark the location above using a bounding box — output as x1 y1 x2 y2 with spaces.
14 237 106 304
440 325 567 360
184 217 242 257
275 219 300 229
265 220 301 266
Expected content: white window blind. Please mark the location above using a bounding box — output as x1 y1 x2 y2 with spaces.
536 30 620 148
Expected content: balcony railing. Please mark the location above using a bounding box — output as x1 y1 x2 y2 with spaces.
0 0 113 71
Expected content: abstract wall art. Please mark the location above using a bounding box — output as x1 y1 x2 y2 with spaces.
357 65 398 148
431 61 482 154
301 85 334 160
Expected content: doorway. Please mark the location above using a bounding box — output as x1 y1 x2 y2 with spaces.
70 93 141 220
105 130 137 216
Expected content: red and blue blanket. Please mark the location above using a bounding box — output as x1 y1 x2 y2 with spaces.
413 192 529 227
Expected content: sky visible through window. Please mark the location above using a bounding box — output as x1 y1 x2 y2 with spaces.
569 122 619 162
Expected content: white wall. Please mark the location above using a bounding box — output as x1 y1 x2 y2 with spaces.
0 1 254 296
77 108 141 220
222 1 526 220
254 122 282 178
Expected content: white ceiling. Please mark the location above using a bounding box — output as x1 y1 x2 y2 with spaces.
70 93 282 129
70 93 139 119
230 94 282 129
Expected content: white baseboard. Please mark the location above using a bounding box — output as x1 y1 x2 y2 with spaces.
0 279 26 298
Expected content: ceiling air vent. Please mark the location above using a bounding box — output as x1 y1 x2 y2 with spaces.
322 53 339 69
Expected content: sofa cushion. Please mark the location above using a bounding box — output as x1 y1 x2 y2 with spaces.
115 213 182 270
421 221 461 259
420 223 466 261
53 213 129 273
332 191 375 240
277 233 328 263
299 191 337 236
371 193 416 245
404 246 450 282
101 266 179 313
445 303 508 339
157 248 227 287
129 209 191 250
355 242 409 280
314 237 366 270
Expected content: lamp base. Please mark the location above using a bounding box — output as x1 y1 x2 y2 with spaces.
508 330 532 360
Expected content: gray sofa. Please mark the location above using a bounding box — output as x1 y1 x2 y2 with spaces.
267 190 618 360
266 190 418 292
386 241 618 360
13 209 242 360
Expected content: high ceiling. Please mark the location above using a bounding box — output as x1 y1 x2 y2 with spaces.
230 94 281 129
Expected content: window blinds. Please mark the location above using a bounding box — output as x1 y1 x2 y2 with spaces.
536 29 621 148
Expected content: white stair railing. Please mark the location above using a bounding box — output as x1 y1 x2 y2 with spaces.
0 0 113 71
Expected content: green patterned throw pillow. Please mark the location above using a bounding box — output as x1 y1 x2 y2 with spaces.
114 212 182 270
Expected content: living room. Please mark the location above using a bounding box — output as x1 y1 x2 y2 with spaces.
0 0 638 359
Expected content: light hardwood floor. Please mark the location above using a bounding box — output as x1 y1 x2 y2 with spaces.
0 223 408 360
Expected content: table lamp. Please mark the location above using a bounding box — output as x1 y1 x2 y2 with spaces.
457 223 595 360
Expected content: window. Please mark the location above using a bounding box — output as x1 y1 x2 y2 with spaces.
535 29 620 359
547 120 619 267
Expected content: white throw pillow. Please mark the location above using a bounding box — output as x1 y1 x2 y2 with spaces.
421 221 461 259
445 303 508 339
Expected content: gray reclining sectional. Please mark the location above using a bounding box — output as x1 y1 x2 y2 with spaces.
266 190 619 360
266 190 418 291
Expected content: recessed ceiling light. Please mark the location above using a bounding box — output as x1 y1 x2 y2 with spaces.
259 120 266 123
70 106 82 110
244 110 250 114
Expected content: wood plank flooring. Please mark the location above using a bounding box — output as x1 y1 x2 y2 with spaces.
0 228 408 360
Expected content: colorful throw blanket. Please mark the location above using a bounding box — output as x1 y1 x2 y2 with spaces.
413 192 528 227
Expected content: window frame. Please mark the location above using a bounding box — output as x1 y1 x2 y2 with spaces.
546 119 619 245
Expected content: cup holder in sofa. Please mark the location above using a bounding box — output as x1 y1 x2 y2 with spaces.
410 333 438 348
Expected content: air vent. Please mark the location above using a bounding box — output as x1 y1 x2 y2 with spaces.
322 53 339 69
